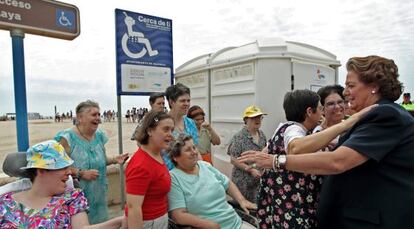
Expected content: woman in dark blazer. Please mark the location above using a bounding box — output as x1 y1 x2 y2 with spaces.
239 55 414 229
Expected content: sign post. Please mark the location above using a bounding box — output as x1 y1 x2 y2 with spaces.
0 0 80 151
115 9 173 208
11 29 29 151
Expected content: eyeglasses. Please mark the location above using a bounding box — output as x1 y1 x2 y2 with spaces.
325 100 345 109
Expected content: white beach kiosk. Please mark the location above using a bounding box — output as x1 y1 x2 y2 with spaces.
175 38 341 177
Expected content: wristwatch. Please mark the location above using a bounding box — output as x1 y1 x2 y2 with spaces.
277 155 287 169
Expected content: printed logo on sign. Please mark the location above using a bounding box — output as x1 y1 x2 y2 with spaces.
121 12 158 59
56 9 75 29
316 69 325 80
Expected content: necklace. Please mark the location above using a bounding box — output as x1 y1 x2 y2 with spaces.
76 125 92 141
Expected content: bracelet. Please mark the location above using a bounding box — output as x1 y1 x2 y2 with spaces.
272 155 278 171
277 154 287 170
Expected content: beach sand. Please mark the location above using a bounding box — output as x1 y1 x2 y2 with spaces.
0 119 139 173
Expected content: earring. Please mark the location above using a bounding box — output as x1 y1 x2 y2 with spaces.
371 90 376 94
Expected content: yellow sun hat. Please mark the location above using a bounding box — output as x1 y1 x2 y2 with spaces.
242 105 267 118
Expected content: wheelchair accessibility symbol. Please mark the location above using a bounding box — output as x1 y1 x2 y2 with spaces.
56 9 75 29
122 12 159 59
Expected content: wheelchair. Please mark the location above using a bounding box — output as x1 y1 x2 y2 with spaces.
167 199 258 229
1 152 259 228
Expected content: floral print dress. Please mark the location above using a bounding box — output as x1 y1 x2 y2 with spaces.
228 126 267 203
0 188 88 228
257 122 323 229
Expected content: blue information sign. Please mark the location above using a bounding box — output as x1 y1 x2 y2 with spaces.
115 9 173 95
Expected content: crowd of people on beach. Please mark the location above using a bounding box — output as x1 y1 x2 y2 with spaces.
1 55 414 228
126 107 149 124
54 111 73 122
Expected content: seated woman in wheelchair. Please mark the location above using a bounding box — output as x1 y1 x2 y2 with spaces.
168 134 257 229
0 140 125 228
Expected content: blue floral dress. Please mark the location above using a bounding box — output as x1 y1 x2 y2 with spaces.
257 122 323 229
55 128 109 224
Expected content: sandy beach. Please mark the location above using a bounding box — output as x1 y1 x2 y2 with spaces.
0 119 139 173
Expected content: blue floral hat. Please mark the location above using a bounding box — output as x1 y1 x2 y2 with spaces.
21 140 74 170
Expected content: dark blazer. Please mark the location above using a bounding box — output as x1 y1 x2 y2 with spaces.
317 99 414 229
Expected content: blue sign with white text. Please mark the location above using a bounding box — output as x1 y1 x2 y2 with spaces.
115 9 173 95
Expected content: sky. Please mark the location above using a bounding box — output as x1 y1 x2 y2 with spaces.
1 0 414 116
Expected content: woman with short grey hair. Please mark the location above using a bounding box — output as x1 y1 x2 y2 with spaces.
55 99 129 224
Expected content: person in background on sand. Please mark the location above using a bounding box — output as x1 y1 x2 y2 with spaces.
0 140 126 228
227 105 267 203
400 92 414 110
187 105 221 164
126 109 132 123
55 100 129 224
131 92 166 141
126 111 173 229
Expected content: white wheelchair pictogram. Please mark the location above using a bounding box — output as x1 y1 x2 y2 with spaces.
122 12 159 59
58 11 72 27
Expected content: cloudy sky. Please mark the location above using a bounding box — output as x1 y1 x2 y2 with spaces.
1 0 414 116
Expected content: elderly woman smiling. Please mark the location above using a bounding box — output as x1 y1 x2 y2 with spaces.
55 100 128 224
168 134 257 229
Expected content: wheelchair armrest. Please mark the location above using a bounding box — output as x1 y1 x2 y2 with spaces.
227 199 258 227
227 199 257 216
168 216 192 229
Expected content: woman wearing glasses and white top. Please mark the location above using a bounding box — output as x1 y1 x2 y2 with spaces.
313 85 346 149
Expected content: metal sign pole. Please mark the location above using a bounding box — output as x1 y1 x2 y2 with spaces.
117 95 126 209
10 29 29 151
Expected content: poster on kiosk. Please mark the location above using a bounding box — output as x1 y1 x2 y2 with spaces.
115 9 173 95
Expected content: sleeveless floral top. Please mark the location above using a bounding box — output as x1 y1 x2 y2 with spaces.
257 122 323 229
